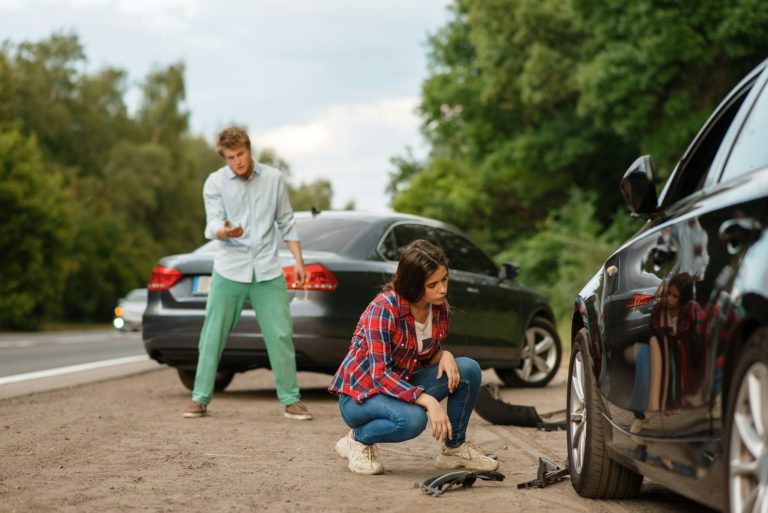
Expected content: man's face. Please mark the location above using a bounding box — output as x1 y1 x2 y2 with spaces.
222 144 253 178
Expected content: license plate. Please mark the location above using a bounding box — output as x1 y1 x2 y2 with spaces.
192 275 211 295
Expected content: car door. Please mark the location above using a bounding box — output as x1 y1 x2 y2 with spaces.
601 64 768 449
434 228 522 363
376 222 516 357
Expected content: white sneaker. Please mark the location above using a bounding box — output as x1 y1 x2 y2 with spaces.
435 441 499 471
335 430 384 475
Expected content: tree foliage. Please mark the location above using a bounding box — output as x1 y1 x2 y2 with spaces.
390 0 768 324
0 128 75 329
0 32 334 328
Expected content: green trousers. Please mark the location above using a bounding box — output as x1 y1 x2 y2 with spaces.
192 271 300 406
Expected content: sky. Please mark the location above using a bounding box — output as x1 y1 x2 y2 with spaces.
0 0 453 211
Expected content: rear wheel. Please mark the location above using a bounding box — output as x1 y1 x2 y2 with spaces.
726 327 768 513
176 368 235 393
495 317 562 387
567 328 643 498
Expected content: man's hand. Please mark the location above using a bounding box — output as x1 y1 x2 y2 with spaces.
218 220 244 240
293 261 307 288
436 351 460 393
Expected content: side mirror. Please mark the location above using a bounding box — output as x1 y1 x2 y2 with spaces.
620 155 658 218
499 262 519 281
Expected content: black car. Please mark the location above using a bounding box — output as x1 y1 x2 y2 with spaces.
567 58 768 512
143 211 561 393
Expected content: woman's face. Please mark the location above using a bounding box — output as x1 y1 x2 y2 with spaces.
422 265 449 305
666 285 680 308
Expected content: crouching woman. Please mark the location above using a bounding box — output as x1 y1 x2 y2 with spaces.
328 239 498 475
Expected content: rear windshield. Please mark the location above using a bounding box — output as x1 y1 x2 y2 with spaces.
193 217 369 254
290 217 369 252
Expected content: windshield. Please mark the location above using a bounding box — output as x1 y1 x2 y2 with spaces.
193 217 369 254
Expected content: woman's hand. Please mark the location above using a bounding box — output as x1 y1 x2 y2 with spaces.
436 350 460 392
416 394 453 442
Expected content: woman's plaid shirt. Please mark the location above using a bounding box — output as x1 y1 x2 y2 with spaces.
328 291 449 403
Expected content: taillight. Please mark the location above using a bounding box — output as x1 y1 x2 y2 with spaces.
626 294 653 308
147 264 183 291
283 263 338 291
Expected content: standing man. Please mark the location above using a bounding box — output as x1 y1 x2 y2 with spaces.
184 126 312 421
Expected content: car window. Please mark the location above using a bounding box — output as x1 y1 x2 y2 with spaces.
662 89 750 206
719 80 768 182
378 223 442 261
436 229 498 276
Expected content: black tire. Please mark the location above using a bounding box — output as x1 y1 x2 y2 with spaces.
176 368 235 393
567 328 643 498
495 317 562 387
725 327 768 513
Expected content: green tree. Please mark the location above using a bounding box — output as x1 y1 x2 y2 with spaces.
0 128 75 329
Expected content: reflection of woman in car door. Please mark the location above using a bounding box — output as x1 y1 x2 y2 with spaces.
648 273 704 410
328 240 498 475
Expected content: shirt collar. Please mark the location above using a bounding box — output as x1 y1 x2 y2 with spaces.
394 292 412 318
225 159 261 180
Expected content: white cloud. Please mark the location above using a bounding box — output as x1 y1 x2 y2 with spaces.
254 97 427 211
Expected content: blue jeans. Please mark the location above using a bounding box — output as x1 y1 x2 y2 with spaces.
338 357 482 447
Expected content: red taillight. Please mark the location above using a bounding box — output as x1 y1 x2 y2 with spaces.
147 265 183 291
626 294 653 309
283 263 338 291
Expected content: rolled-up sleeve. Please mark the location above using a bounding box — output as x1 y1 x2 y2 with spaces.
274 174 299 241
366 305 423 402
203 174 226 240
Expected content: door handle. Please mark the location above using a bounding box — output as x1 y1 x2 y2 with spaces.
466 287 480 294
719 217 762 255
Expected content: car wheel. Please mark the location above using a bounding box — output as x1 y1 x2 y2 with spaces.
726 327 768 513
567 328 643 498
495 317 562 387
176 368 235 393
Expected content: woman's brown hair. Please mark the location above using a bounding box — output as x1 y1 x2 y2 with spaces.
383 239 448 303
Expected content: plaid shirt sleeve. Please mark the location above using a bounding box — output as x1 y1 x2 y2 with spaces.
365 303 423 402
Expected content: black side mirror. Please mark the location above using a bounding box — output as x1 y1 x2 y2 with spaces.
620 155 658 218
499 262 519 281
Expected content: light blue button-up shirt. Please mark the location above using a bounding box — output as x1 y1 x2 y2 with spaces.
203 161 299 283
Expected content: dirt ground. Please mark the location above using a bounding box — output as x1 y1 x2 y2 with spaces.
0 365 711 513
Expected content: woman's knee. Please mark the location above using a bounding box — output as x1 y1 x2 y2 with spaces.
456 357 482 385
397 406 428 439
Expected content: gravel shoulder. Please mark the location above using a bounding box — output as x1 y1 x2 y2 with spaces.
0 365 710 512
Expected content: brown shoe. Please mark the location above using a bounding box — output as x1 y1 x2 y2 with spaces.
183 401 207 418
284 400 313 420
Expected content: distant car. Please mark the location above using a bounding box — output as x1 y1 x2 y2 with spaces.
142 211 561 393
113 288 148 331
567 58 768 512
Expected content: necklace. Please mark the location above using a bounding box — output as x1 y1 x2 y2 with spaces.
414 308 432 337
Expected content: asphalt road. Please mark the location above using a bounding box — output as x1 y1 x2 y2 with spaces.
0 329 146 378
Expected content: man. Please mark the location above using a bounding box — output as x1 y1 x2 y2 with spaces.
184 126 312 421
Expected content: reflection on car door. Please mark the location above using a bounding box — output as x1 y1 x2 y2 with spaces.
602 70 766 447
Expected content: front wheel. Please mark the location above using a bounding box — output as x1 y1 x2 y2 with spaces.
495 317 562 387
176 368 235 393
567 328 643 498
726 327 768 513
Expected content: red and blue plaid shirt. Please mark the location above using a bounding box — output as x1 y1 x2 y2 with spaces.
328 291 450 403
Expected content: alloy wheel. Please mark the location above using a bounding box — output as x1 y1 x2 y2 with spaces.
569 350 587 475
515 325 559 383
729 361 768 513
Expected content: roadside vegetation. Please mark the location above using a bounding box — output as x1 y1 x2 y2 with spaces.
388 0 768 331
0 34 334 330
2 0 767 332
